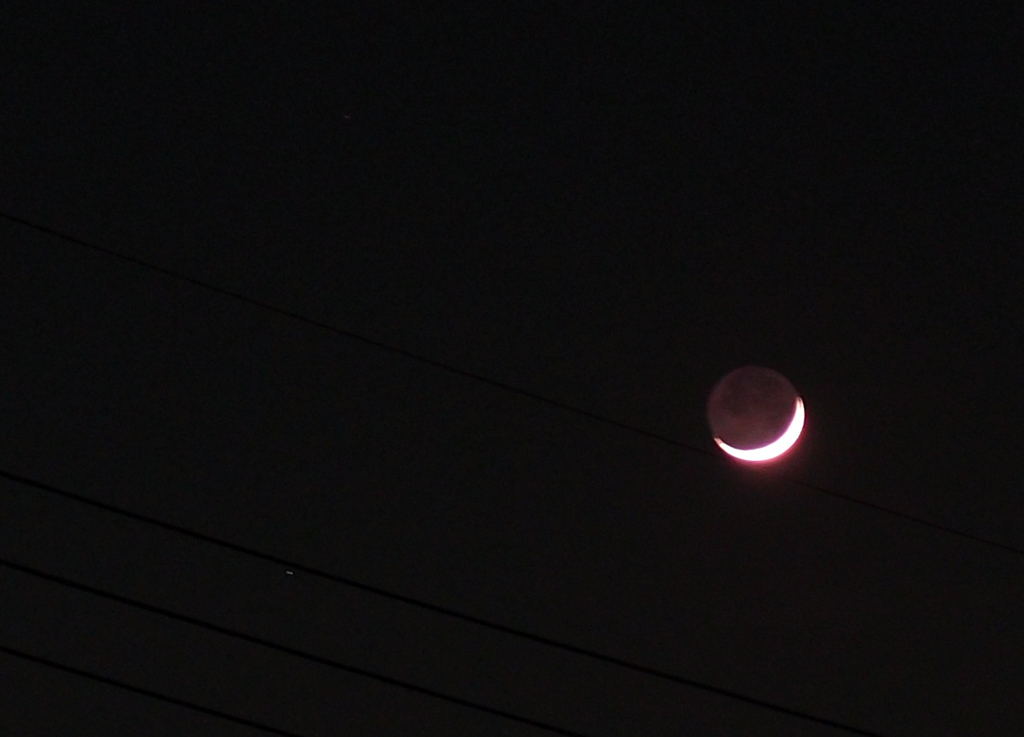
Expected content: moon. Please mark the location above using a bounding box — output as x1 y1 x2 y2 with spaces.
706 366 804 463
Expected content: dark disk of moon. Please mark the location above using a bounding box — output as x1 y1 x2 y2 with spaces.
706 366 801 456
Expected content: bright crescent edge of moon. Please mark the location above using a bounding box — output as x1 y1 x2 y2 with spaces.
714 397 805 462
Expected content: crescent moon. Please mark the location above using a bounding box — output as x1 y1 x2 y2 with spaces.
714 397 804 462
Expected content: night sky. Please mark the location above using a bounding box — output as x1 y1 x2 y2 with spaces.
2 4 1023 735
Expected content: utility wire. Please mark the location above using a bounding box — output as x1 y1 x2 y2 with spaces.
2 211 1021 561
0 556 594 737
1 469 889 737
0 643 306 737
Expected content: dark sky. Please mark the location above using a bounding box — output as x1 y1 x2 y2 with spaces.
2 3 1023 735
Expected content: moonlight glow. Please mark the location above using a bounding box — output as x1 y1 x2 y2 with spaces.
714 397 804 462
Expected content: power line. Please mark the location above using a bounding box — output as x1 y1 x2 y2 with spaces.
1 469 889 737
2 211 1021 561
0 556 594 737
0 642 306 737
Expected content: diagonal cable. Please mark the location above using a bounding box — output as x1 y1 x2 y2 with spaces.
2 211 1021 561
0 642 306 737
